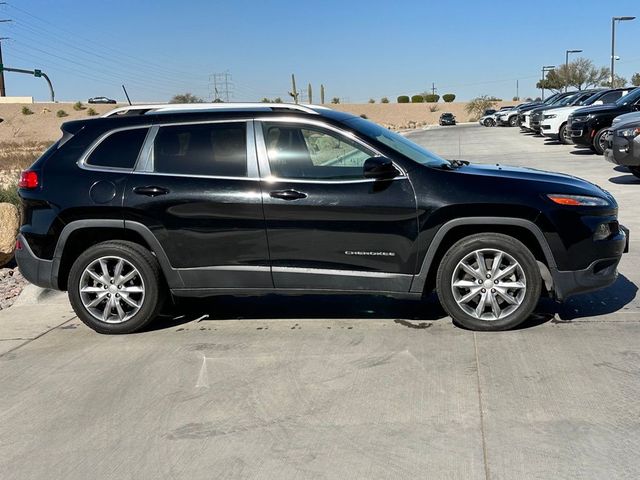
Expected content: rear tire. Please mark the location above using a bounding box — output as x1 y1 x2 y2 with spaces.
592 128 609 155
68 241 165 334
436 233 541 331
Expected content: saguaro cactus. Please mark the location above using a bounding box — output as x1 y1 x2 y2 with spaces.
320 84 325 104
289 74 299 104
308 83 313 104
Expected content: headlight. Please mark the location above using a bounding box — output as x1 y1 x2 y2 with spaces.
571 115 591 123
616 127 640 138
544 114 557 119
546 194 609 206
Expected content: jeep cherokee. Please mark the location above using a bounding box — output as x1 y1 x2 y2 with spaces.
16 103 629 333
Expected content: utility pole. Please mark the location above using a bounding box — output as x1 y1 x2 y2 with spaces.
610 16 635 87
209 72 233 102
541 65 555 101
0 14 13 98
516 79 519 100
289 74 299 104
431 82 437 96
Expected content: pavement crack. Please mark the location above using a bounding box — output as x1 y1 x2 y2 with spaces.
474 332 491 480
0 316 77 358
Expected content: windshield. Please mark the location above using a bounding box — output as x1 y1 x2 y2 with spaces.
616 87 640 106
344 117 449 167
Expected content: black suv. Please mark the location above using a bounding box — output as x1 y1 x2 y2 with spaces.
439 113 456 126
569 87 640 154
16 103 628 334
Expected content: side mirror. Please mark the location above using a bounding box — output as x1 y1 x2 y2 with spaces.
593 100 603 105
363 157 399 180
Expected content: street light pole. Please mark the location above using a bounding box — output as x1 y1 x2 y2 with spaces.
565 49 582 92
541 65 555 101
611 16 635 87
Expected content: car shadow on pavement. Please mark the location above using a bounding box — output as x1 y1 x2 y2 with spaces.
536 273 637 321
609 174 640 185
147 292 450 332
569 149 596 155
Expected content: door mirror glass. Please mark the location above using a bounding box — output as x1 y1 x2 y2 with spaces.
363 157 399 180
593 100 603 105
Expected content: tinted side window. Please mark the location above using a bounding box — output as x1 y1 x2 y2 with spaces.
153 122 247 177
87 128 148 169
263 123 373 180
600 91 623 104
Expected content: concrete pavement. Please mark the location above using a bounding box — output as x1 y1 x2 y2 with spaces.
1 124 639 479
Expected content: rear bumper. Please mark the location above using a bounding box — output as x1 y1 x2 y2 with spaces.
15 234 58 290
551 225 628 300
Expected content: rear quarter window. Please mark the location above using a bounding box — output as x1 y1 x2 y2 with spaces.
86 128 148 169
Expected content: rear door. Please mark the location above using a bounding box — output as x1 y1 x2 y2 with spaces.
256 118 418 292
124 119 271 289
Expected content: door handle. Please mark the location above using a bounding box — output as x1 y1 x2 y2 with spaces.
133 186 170 197
269 189 307 201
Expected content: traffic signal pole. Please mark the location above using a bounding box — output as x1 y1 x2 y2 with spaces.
0 66 55 101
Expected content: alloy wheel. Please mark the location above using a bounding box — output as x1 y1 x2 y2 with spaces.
450 248 526 321
79 256 145 324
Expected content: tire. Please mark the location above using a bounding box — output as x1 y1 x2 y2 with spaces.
629 166 640 179
68 240 165 334
558 123 570 144
592 128 609 155
436 233 542 331
509 115 518 127
484 118 495 127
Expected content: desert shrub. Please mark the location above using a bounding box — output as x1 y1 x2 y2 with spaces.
424 94 440 103
331 97 340 104
368 98 375 103
429 104 439 112
56 110 68 118
360 114 368 119
465 95 498 120
411 95 425 103
260 98 271 103
381 97 389 103
87 108 98 116
0 141 54 171
73 101 85 111
273 97 283 103
21 106 33 115
397 95 410 103
442 94 455 103
488 96 502 101
512 96 520 101
170 93 204 103
0 183 20 207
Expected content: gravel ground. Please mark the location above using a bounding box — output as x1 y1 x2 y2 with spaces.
0 266 28 310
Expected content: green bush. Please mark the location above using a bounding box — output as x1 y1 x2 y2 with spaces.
0 183 20 207
397 95 410 103
56 110 68 118
442 94 456 103
424 94 440 103
21 106 34 115
411 95 425 103
368 98 375 103
87 108 98 116
73 101 85 111
381 97 389 103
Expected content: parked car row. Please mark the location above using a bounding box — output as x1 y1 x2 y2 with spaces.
480 87 640 179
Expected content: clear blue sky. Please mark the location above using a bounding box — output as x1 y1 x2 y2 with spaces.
2 0 639 103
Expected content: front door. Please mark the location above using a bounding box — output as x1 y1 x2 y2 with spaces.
124 119 271 289
256 119 418 292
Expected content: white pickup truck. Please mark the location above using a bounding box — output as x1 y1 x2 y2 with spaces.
540 88 634 144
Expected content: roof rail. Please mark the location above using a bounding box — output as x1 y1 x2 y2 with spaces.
102 102 327 118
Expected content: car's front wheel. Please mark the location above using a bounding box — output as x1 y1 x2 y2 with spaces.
592 128 609 155
68 241 164 334
558 123 571 144
509 116 518 127
436 233 542 331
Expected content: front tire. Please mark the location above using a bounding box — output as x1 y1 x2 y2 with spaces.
68 241 164 334
436 233 542 331
509 115 518 127
558 123 571 144
592 128 609 155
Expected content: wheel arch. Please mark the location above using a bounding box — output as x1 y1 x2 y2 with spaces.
410 217 556 294
53 220 182 290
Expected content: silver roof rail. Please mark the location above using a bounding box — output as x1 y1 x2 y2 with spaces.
102 102 329 118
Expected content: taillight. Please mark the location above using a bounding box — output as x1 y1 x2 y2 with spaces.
19 170 39 189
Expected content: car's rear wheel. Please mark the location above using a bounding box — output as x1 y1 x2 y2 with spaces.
592 128 609 155
436 233 542 331
558 123 570 144
629 166 640 179
68 241 164 334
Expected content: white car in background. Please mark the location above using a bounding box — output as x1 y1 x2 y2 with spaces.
540 88 634 144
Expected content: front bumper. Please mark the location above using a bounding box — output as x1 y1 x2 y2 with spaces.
568 121 592 146
604 132 640 166
15 234 58 290
551 225 628 300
